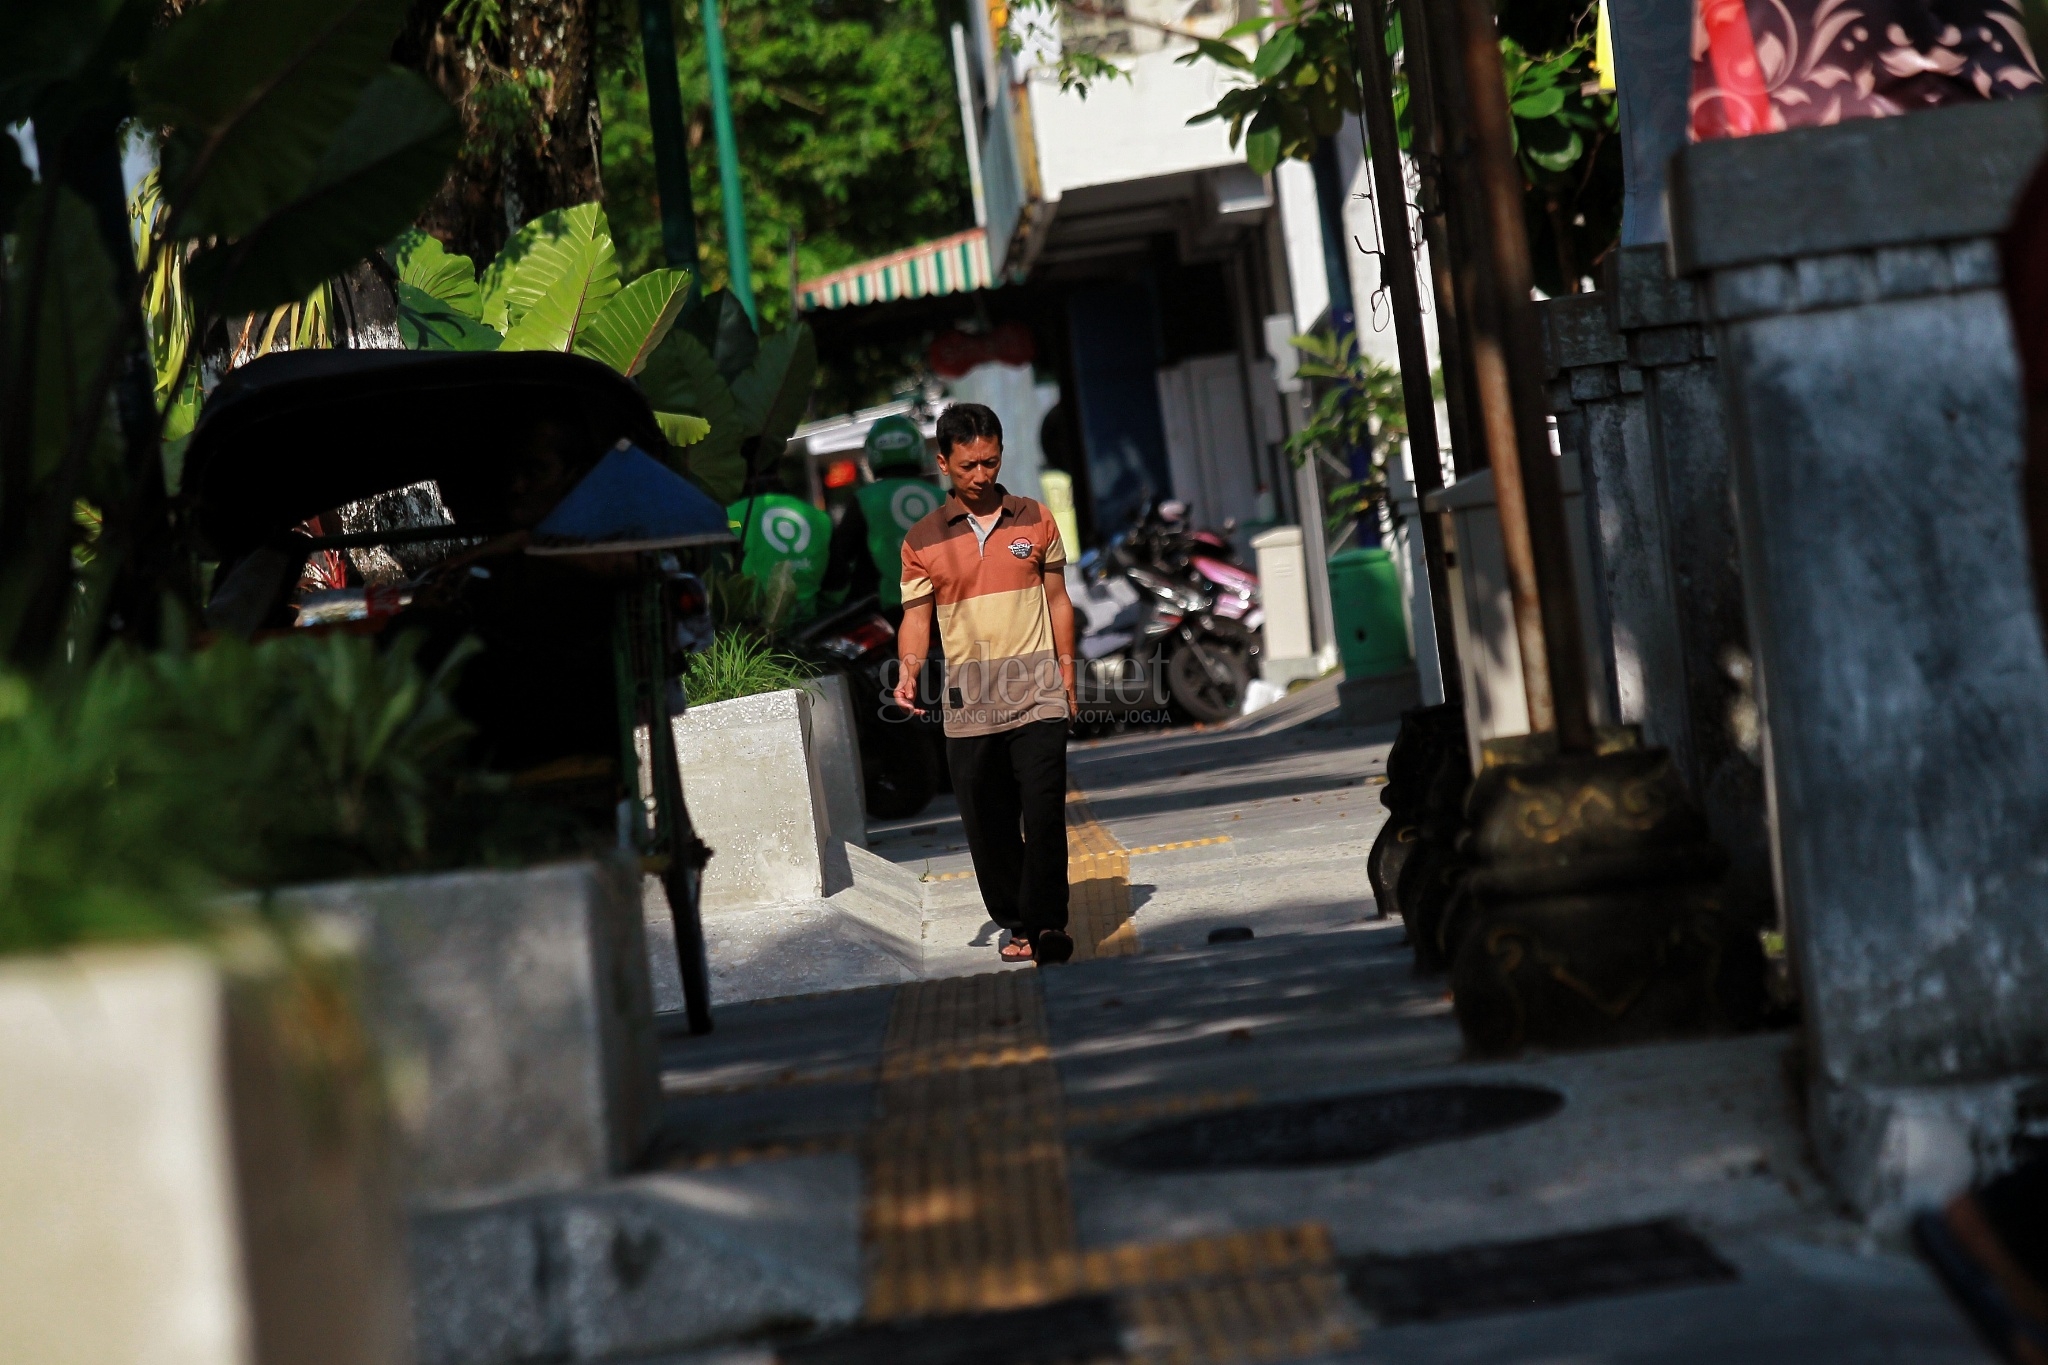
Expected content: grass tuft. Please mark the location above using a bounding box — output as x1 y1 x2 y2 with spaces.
682 631 815 706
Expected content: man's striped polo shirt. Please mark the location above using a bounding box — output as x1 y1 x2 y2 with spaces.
900 486 1069 737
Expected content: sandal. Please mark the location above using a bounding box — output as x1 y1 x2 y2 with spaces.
1000 935 1035 962
1033 930 1075 965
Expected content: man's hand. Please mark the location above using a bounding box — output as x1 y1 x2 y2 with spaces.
1044 565 1080 720
892 659 926 717
895 600 935 718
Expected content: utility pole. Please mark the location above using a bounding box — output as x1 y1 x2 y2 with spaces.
1391 0 1485 482
1395 0 1751 1060
1426 0 1593 748
950 24 990 229
1350 0 1462 705
701 0 757 323
639 0 702 277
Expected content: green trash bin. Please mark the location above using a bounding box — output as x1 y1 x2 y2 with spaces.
1328 546 1412 679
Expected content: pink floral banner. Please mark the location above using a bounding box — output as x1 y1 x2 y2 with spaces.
1690 0 2042 139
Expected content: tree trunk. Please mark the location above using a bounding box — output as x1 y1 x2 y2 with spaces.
394 0 605 265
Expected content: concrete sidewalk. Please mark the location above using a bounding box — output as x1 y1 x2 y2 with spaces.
638 681 1991 1364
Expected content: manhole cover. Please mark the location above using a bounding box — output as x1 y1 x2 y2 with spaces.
1096 1084 1564 1171
1345 1219 1737 1324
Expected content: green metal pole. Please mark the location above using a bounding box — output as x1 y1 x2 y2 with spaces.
638 0 701 276
700 0 757 322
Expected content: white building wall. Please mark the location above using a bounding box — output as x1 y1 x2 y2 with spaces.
1025 47 1249 200
1273 121 1443 383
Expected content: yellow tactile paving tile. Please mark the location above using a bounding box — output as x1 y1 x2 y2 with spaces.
1127 836 1232 855
856 972 1357 1361
660 1063 879 1097
668 1135 858 1170
864 974 1076 1319
1066 785 1139 959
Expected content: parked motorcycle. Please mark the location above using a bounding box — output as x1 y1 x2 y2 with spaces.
1069 502 1264 727
793 596 943 820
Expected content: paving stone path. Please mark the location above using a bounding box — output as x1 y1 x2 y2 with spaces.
653 681 1996 1363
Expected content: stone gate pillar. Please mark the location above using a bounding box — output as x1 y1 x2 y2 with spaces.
1670 100 2048 1222
1541 276 1774 914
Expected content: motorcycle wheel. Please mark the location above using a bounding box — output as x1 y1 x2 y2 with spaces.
864 732 938 820
1167 640 1250 725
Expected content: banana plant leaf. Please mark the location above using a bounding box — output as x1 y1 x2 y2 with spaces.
184 68 457 314
729 326 818 475
675 287 759 384
2 0 123 124
496 223 619 356
653 412 712 447
498 202 618 340
386 228 480 316
477 212 558 332
9 187 122 486
395 281 501 352
159 367 205 497
639 330 745 502
137 0 413 240
0 138 25 236
573 267 691 377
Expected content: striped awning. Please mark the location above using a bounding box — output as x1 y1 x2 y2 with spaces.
796 228 994 311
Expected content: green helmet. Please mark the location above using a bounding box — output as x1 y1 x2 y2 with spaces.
863 413 926 472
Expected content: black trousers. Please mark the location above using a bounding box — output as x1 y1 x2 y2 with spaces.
947 719 1069 937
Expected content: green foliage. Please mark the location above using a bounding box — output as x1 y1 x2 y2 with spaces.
389 227 482 313
654 412 714 447
1182 1 1620 289
640 325 744 484
3 0 460 671
497 202 620 348
1287 328 1407 466
139 0 412 240
1502 34 1615 180
0 631 485 955
1500 35 1620 293
1181 7 1359 174
998 4 1133 97
574 268 693 377
1284 329 1406 540
11 186 122 494
595 0 970 333
179 67 461 314
680 628 814 706
637 312 818 505
443 0 507 46
385 201 819 502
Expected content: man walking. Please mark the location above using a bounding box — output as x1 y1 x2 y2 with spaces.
892 403 1078 964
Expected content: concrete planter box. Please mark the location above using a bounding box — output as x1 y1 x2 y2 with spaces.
278 859 659 1201
675 682 867 913
0 939 409 1365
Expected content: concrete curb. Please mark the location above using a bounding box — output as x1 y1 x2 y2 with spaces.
408 1157 864 1365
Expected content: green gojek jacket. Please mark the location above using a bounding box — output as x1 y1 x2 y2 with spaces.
854 477 946 607
727 493 834 617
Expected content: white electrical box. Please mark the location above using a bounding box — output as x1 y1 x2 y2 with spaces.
1253 525 1320 686
1425 452 1616 772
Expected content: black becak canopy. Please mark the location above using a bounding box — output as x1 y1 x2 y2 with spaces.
184 349 668 562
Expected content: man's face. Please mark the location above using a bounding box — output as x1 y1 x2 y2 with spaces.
938 436 1002 502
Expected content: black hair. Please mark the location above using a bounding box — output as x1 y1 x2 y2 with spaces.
934 402 1003 456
